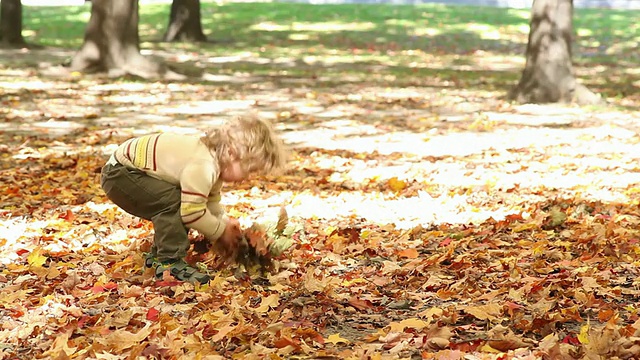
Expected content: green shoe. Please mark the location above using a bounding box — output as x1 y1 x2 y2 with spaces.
144 253 158 268
153 259 211 284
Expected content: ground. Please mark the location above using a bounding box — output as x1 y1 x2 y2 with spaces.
1 2 640 359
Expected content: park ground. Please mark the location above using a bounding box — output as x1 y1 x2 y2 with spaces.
1 1 640 359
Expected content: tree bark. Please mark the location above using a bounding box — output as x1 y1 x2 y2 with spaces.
509 0 601 105
163 0 207 42
0 0 26 47
70 0 166 78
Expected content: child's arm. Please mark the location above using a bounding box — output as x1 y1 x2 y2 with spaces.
207 181 224 218
179 162 227 242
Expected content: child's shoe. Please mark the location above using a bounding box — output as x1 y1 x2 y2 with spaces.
144 255 210 284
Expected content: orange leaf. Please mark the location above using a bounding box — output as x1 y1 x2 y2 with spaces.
58 209 74 221
439 237 453 247
598 309 615 322
274 336 301 349
91 285 105 294
103 282 118 290
348 297 374 311
397 248 419 259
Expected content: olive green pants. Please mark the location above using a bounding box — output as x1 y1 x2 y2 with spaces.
101 162 189 262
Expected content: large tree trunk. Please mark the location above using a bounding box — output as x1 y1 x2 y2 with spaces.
70 0 166 78
0 0 26 47
509 0 600 105
163 0 207 42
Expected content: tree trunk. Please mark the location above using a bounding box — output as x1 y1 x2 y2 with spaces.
509 0 601 105
70 0 165 78
163 0 207 42
0 0 26 47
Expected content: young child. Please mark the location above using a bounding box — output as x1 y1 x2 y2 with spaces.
100 115 287 284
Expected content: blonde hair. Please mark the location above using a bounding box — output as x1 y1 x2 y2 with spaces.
201 115 287 175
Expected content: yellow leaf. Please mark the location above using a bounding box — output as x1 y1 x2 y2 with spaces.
513 223 537 232
28 247 47 268
418 307 444 321
255 294 280 313
325 333 350 345
389 318 429 333
465 303 502 321
388 177 407 192
226 208 246 218
578 323 590 344
324 226 337 236
342 278 367 287
269 283 287 292
479 343 502 353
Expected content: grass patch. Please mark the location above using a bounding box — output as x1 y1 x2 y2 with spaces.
23 2 639 57
16 2 640 97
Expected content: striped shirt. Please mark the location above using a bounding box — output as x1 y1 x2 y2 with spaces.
111 133 226 241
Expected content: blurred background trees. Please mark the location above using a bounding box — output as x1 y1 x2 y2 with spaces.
510 0 601 104
0 0 627 103
163 0 207 42
0 0 26 47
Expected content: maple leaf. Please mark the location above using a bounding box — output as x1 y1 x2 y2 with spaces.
578 322 590 344
464 303 502 321
325 333 350 345
255 293 280 313
388 318 430 333
95 324 154 352
396 248 419 259
27 247 47 268
146 308 160 321
42 330 77 358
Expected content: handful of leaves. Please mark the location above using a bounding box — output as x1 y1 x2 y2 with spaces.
234 206 299 272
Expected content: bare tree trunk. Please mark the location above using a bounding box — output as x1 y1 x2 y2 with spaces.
163 0 207 42
509 0 601 105
70 0 167 78
0 0 27 47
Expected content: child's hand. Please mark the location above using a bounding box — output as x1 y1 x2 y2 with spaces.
217 217 242 259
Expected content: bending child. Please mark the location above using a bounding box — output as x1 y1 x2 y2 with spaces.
101 115 287 284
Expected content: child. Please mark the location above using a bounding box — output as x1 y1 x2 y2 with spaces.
100 115 287 284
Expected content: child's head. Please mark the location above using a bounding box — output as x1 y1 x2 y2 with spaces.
201 115 287 181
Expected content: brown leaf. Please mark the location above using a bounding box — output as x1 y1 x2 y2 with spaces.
275 205 288 235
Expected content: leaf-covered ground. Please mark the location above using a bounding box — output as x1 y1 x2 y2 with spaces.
2 2 640 359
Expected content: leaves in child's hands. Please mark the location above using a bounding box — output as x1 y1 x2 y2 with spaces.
246 224 273 256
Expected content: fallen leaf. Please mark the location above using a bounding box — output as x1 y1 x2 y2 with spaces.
465 303 502 321
146 308 160 321
325 333 350 345
389 318 429 332
388 177 407 192
255 294 280 313
42 330 77 358
27 247 47 268
397 248 419 259
578 323 590 344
